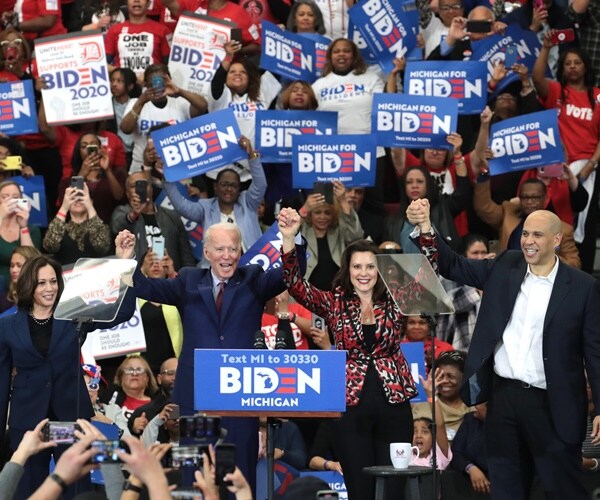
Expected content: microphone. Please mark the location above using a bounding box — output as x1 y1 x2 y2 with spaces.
253 330 267 350
274 330 287 350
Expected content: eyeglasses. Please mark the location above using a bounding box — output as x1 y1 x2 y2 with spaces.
0 39 23 46
217 181 240 190
160 369 176 376
520 195 544 201
122 367 146 376
496 94 517 101
439 4 463 10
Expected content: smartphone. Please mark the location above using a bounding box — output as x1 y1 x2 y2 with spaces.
316 492 340 499
152 235 165 258
549 28 575 44
15 198 28 211
86 144 99 156
504 45 518 67
539 163 564 177
71 176 85 191
215 444 236 486
312 314 325 330
168 403 180 420
90 439 130 463
313 181 334 205
42 421 81 444
151 74 165 94
2 155 21 171
135 179 148 202
466 20 492 33
488 239 501 255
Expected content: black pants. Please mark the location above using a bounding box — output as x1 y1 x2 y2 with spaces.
486 376 587 500
338 373 413 500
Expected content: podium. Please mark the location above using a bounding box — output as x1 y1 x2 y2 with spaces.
194 348 346 500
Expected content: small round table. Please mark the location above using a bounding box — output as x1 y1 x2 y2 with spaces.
363 465 433 500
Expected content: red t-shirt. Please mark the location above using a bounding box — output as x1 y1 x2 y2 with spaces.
104 20 171 77
172 0 262 46
121 395 151 422
15 0 67 41
261 303 310 349
540 80 600 162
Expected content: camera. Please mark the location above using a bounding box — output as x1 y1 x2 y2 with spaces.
71 176 85 191
179 415 221 440
90 439 130 463
42 421 81 444
86 144 99 156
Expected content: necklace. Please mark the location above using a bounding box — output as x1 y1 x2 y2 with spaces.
29 312 53 325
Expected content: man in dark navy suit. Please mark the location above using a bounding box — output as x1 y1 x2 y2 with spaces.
407 199 600 500
116 222 304 492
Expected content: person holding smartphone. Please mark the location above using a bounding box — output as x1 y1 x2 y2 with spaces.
42 183 112 266
533 34 600 273
111 171 196 272
297 180 363 291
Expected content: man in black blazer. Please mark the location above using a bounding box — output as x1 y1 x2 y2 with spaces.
408 199 600 499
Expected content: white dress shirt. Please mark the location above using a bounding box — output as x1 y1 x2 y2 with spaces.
493 257 559 388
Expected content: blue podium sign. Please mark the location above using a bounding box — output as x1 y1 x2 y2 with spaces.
194 349 346 412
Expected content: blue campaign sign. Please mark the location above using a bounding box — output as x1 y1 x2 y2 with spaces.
349 22 378 66
400 341 426 403
470 24 543 97
150 108 246 182
405 61 487 115
256 110 337 163
261 21 324 82
0 80 38 135
488 109 565 175
372 93 458 149
14 175 47 227
292 134 377 188
194 349 347 412
349 0 417 73
239 222 282 270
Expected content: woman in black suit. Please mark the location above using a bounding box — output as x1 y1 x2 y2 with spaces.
0 255 135 498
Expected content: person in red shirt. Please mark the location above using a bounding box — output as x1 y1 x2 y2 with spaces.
104 0 171 81
402 316 453 372
161 0 261 56
2 0 66 42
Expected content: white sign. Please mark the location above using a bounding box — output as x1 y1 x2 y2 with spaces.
36 31 114 125
168 12 236 97
83 304 147 359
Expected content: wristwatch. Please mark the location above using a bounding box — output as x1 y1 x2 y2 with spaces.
123 480 143 493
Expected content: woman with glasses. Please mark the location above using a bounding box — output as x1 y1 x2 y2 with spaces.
418 0 464 58
110 355 158 434
0 254 136 498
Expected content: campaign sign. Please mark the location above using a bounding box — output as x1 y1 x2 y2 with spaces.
36 31 113 125
150 108 246 182
155 184 204 262
194 349 346 412
84 305 147 359
400 341 426 403
470 24 543 97
0 80 38 135
300 471 347 499
349 0 417 73
169 13 236 97
372 93 458 149
260 22 329 82
256 110 337 163
13 175 48 227
292 134 377 188
488 109 565 175
239 222 282 271
404 61 487 115
349 23 378 66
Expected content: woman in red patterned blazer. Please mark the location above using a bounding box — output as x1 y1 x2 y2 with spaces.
278 207 438 500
